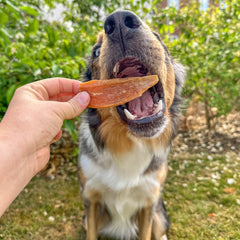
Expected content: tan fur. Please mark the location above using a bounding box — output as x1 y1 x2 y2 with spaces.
95 26 176 156
152 212 167 239
89 33 104 80
79 11 183 239
98 108 135 155
157 161 168 185
145 116 173 151
86 202 98 240
146 162 168 206
78 168 87 187
84 188 101 203
138 207 153 240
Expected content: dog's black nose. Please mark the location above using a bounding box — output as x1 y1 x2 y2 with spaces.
104 10 142 41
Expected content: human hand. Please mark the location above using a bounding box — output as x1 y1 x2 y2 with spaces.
0 78 90 216
0 78 90 176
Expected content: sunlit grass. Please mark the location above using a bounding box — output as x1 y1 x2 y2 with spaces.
0 152 239 240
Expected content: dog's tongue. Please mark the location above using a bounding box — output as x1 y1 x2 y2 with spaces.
115 57 153 117
128 91 154 117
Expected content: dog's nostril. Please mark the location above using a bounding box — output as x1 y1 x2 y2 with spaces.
124 16 140 29
104 11 142 40
105 19 115 35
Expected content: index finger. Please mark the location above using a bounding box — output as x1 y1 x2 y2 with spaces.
38 78 81 98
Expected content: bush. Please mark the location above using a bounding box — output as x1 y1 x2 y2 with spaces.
1 0 239 130
152 0 240 129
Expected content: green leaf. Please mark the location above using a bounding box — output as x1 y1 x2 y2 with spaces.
6 84 17 104
29 19 39 33
0 10 9 25
63 119 77 142
6 0 21 13
46 26 56 46
51 64 61 76
20 6 39 16
0 28 11 44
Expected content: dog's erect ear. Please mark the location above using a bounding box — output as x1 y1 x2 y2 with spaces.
153 30 185 94
173 62 186 96
152 31 172 58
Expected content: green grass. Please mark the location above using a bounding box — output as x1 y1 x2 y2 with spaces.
1 152 240 240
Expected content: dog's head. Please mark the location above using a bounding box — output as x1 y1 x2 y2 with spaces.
85 10 185 151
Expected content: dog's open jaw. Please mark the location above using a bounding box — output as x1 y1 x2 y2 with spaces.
112 57 167 138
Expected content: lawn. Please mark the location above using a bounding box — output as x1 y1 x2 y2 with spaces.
0 152 240 240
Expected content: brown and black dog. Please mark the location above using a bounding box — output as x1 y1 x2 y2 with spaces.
78 10 185 240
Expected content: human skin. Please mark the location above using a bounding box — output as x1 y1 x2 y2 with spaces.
0 78 90 217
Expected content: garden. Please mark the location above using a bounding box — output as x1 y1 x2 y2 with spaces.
0 0 239 239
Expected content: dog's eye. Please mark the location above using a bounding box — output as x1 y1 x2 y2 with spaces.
93 47 101 58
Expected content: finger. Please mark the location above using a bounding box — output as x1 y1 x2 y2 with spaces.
51 130 62 144
38 78 82 98
49 93 76 102
55 91 90 120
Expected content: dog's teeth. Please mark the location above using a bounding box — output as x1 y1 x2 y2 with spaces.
113 63 119 77
154 99 163 114
124 109 136 120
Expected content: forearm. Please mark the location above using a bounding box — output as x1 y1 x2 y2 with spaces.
0 126 38 217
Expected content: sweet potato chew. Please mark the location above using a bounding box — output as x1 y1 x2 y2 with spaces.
79 75 158 108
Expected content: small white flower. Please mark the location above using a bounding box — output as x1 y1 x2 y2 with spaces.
48 216 55 222
192 42 198 47
16 32 24 39
227 178 234 185
212 174 217 179
207 155 213 160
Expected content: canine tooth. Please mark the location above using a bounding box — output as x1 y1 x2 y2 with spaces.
154 99 163 114
113 63 119 77
124 109 136 120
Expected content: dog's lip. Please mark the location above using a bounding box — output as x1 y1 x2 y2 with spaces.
117 102 166 124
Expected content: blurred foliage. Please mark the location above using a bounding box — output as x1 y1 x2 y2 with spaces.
152 0 240 129
0 0 239 131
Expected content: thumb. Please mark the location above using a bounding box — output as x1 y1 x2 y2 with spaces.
57 91 90 120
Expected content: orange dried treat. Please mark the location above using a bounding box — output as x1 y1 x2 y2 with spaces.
79 75 158 108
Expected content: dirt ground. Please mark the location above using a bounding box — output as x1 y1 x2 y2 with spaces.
172 101 240 155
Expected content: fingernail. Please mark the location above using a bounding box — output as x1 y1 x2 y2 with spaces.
75 91 90 106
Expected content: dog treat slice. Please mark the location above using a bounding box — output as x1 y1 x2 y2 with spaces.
79 75 158 108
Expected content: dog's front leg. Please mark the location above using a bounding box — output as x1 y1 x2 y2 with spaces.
138 206 153 240
86 201 98 240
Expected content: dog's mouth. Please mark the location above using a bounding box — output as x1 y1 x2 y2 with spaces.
112 57 166 137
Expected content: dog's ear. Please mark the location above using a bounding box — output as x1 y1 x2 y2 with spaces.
152 31 186 94
152 31 172 57
173 62 186 96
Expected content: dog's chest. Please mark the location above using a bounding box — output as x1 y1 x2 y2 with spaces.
80 144 160 215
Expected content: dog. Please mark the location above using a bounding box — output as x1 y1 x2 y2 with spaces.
78 10 185 240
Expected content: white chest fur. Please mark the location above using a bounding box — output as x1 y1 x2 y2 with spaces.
79 138 167 239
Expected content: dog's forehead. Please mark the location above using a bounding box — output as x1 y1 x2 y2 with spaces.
95 32 104 46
